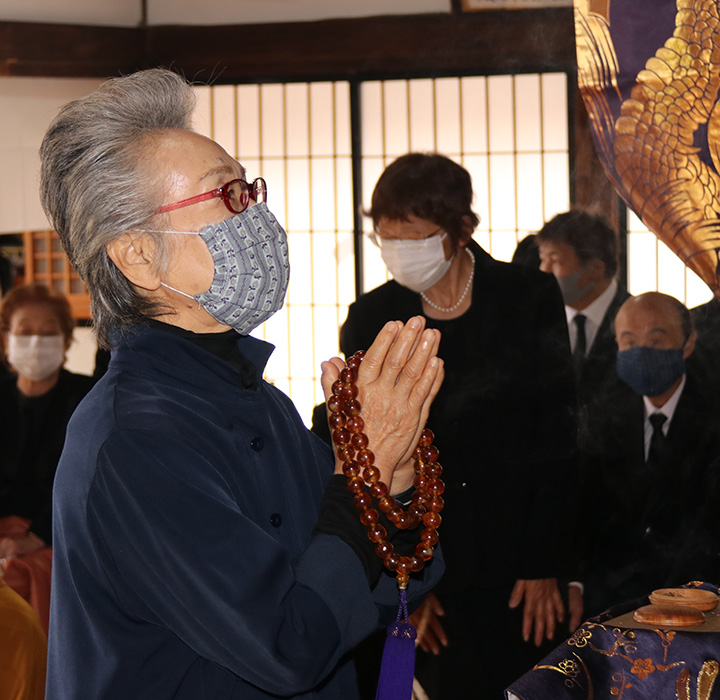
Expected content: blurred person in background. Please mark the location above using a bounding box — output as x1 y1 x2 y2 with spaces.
536 211 629 405
577 292 720 616
0 283 94 632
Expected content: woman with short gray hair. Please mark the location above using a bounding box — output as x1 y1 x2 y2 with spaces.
39 68 444 700
40 69 194 348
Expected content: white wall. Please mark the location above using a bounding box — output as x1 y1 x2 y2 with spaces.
0 77 103 375
1 0 450 27
147 0 450 25
65 326 97 377
0 77 102 234
0 0 143 26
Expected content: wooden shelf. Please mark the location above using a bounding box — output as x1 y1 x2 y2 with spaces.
22 230 90 321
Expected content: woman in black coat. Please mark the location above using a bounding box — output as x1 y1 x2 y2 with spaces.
0 283 94 630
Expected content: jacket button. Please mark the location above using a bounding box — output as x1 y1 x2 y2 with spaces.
270 513 282 527
250 437 264 452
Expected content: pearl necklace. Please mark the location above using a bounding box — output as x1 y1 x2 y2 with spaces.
421 247 475 313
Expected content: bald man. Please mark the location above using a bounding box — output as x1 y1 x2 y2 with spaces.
577 292 720 616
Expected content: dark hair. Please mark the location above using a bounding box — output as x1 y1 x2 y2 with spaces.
0 284 76 362
511 234 541 269
367 153 480 244
536 210 617 278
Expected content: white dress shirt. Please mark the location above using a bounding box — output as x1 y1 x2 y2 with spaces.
565 278 618 356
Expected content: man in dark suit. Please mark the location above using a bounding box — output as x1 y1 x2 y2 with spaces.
579 292 720 616
536 211 630 403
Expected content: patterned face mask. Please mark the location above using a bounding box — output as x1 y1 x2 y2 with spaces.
160 203 290 335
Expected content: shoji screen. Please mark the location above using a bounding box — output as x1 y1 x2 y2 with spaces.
193 82 354 422
626 209 713 308
360 74 570 291
194 74 571 425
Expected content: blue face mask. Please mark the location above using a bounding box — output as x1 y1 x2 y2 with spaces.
616 346 686 397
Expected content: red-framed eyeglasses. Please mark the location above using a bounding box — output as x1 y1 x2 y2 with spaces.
157 177 267 215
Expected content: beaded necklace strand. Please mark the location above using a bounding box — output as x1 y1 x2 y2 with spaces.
327 351 444 590
421 247 475 313
329 351 444 699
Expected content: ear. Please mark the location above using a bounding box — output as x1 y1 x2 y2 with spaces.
587 259 606 280
578 259 605 286
106 232 162 292
683 331 697 359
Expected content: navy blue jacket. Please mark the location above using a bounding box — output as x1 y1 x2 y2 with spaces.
46 325 440 699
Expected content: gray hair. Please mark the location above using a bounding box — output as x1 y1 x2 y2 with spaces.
39 68 197 348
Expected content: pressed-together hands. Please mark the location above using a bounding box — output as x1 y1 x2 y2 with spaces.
320 318 583 651
320 316 444 495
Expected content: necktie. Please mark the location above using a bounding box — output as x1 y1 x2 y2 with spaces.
573 314 587 374
646 412 667 471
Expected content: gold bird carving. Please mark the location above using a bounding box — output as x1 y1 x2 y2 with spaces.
575 0 720 292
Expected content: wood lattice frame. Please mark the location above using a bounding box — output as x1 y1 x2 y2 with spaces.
22 230 90 321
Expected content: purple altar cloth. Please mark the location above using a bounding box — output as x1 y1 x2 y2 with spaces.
506 583 720 700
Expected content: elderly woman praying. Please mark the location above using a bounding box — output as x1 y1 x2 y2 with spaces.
39 68 444 700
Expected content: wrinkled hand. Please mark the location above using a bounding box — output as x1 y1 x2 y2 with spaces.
321 317 444 494
568 584 584 633
508 578 565 646
410 592 447 655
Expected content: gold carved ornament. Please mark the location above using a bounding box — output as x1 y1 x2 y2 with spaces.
575 0 720 293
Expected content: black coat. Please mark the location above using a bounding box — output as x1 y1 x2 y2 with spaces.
576 284 630 395
575 284 631 447
0 368 95 543
341 240 578 591
578 374 720 615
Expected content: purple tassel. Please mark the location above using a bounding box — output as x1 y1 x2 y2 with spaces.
375 589 417 700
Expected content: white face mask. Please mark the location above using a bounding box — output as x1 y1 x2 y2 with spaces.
379 233 453 293
7 335 65 382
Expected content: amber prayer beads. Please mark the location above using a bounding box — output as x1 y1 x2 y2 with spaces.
328 350 444 589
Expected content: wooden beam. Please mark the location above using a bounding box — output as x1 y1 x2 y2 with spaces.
146 9 576 84
0 21 144 77
0 11 575 81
